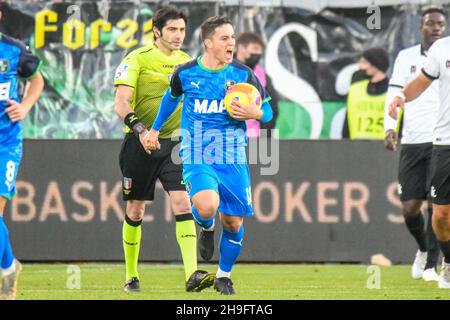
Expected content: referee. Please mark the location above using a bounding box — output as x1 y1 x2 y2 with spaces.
384 7 446 282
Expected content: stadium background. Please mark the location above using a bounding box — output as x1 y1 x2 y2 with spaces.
1 0 448 264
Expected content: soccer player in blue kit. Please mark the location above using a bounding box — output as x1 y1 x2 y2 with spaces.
0 3 44 299
146 16 273 295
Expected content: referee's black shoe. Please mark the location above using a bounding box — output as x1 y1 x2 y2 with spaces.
124 277 141 292
214 277 236 295
186 270 215 292
199 228 214 261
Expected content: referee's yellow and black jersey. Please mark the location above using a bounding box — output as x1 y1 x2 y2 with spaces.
114 44 191 138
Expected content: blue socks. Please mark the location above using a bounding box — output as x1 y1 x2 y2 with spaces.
192 206 215 229
219 225 244 273
192 204 244 274
0 216 14 269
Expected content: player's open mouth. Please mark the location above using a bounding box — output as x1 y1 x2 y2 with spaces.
225 49 233 58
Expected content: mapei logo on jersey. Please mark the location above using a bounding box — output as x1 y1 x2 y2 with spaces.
194 99 226 114
114 64 128 80
410 65 416 74
224 80 236 90
0 59 9 73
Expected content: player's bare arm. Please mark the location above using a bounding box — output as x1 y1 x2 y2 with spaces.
5 72 44 122
388 73 433 119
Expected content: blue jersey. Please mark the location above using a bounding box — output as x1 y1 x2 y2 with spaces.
169 57 271 164
0 33 41 147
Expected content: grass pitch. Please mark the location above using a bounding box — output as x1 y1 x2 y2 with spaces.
16 263 450 300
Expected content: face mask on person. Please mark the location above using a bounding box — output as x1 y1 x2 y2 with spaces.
245 53 262 69
356 69 371 80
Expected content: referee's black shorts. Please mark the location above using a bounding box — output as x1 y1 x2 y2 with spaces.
119 134 185 201
430 145 450 205
397 142 433 201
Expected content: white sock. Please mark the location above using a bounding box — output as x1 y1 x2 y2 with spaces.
2 261 16 277
216 268 230 279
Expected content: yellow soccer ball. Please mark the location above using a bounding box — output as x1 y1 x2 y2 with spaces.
224 83 262 119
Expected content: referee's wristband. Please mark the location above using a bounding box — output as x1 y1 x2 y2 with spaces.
124 112 147 137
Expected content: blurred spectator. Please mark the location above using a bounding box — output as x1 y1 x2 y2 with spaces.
235 32 279 138
342 47 390 139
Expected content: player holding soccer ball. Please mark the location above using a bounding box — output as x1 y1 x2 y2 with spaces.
146 16 273 295
114 6 215 293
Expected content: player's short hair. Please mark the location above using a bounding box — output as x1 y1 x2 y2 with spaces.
421 7 447 24
152 6 187 36
200 16 233 42
236 32 265 49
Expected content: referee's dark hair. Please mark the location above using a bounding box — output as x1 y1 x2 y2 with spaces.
421 7 447 24
152 6 187 39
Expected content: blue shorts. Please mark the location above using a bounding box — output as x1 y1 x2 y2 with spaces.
0 143 22 200
183 163 253 216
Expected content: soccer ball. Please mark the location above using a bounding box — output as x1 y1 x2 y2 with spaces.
224 83 262 119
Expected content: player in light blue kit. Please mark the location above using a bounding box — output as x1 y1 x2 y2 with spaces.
0 3 44 300
146 16 273 295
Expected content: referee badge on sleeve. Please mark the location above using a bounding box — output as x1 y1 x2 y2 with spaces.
123 177 132 191
115 64 129 80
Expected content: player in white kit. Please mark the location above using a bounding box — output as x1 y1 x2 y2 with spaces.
389 23 450 288
384 8 446 282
